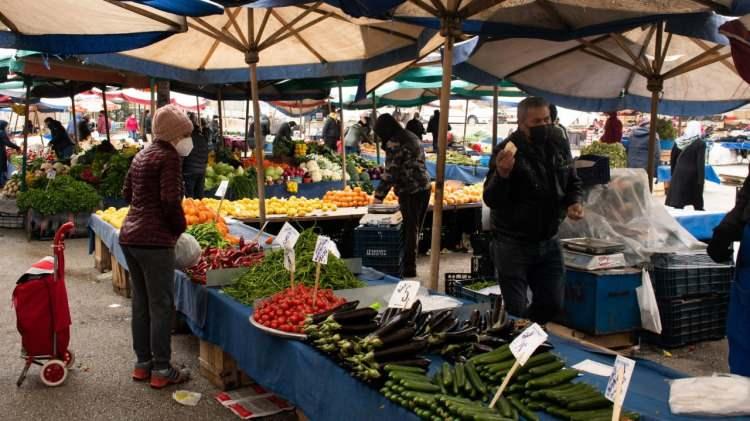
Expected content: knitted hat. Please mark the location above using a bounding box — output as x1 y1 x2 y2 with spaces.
152 104 193 142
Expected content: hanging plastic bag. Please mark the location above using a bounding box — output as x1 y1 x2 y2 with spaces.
636 269 662 334
669 374 750 416
175 233 202 270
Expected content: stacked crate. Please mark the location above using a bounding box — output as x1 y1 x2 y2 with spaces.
645 252 734 348
353 224 402 276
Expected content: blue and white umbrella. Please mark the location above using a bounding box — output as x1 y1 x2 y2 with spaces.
0 0 222 54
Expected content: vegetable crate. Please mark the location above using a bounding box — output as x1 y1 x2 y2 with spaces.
445 273 500 307
199 340 253 391
0 211 25 229
643 293 728 348
353 224 402 276
110 255 131 298
25 210 91 241
562 268 642 335
650 252 734 299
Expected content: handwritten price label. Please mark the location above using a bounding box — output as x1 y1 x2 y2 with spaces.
509 323 549 365
387 281 420 309
283 248 295 272
275 222 300 250
312 235 331 264
46 169 56 180
214 180 229 198
605 355 635 406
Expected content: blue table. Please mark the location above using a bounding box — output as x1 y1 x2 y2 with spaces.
361 152 488 184
265 181 343 199
670 209 727 241
657 165 721 184
718 142 750 151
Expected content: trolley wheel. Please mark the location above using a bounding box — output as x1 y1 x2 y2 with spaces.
40 360 67 387
63 350 75 368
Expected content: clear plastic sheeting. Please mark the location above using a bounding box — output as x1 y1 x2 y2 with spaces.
560 169 705 266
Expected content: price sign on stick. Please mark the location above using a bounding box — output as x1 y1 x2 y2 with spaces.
284 248 296 286
490 323 549 408
46 169 57 179
328 241 340 258
214 180 229 198
312 235 331 264
387 281 420 309
606 355 635 421
275 222 300 250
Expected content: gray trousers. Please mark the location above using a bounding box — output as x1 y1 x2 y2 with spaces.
121 246 176 370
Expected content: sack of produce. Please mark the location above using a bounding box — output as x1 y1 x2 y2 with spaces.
175 233 202 269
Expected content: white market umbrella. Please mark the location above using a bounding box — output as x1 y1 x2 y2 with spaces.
454 13 750 189
86 2 441 223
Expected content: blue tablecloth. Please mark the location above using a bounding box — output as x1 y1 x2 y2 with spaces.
719 142 750 151
265 181 343 199
361 153 489 185
657 165 721 184
670 209 727 241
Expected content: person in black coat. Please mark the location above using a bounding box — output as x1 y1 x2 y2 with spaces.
44 118 75 161
321 111 341 151
426 110 451 153
183 113 210 199
405 112 426 140
0 120 21 186
78 115 92 141
666 121 705 210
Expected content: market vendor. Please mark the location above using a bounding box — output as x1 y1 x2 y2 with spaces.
272 121 297 160
406 112 426 140
183 112 210 199
344 112 371 155
44 118 74 161
322 110 341 151
483 96 583 324
0 120 21 186
119 104 193 389
372 113 431 279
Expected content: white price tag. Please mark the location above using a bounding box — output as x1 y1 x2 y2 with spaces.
605 355 635 406
214 180 229 198
328 241 340 258
283 248 295 272
312 235 331 264
387 281 420 309
509 323 549 365
46 169 56 179
275 222 300 250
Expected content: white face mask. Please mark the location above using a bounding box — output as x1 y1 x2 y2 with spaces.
174 136 193 157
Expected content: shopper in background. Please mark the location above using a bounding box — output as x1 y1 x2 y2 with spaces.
183 112 210 199
126 114 140 141
44 118 74 161
600 111 623 144
344 112 371 155
272 121 297 161
97 111 108 136
78 115 92 141
483 96 583 324
549 104 569 142
322 110 341 151
249 115 271 151
427 110 451 153
67 113 82 141
406 112 426 141
626 119 661 178
119 104 194 389
666 121 706 210
209 115 220 145
372 113 431 279
0 120 21 186
141 109 152 142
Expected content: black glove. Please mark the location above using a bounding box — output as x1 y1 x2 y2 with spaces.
707 235 733 263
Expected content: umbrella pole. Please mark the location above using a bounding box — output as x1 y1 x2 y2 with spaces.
218 88 224 149
646 79 662 192
101 86 111 143
463 98 469 143
244 88 250 158
149 78 156 117
429 27 456 291
249 63 266 224
492 85 498 147
196 96 201 123
373 92 380 165
20 80 30 192
339 81 346 189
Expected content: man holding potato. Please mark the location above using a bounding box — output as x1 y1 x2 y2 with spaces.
483 97 583 324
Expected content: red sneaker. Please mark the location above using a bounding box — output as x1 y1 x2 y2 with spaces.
150 366 190 389
132 361 152 381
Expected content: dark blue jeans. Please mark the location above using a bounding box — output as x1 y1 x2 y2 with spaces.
493 235 565 324
183 173 205 199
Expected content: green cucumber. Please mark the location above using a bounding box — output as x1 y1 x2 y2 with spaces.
470 345 510 364
400 379 441 393
496 396 513 418
528 361 565 376
508 396 540 421
384 364 426 374
566 396 612 410
454 363 466 395
466 361 488 396
517 353 557 374
526 369 579 389
442 362 454 388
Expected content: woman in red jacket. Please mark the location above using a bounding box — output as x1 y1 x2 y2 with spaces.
119 104 194 389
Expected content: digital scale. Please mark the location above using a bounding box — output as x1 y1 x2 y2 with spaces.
359 204 402 226
561 238 627 271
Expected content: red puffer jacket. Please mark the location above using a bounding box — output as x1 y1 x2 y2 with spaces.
119 140 186 248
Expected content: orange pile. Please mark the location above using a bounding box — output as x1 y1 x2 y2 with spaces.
183 199 239 244
323 186 372 208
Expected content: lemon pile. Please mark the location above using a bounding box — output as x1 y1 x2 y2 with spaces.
96 207 129 229
201 197 337 219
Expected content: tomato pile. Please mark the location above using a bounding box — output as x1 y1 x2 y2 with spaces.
253 285 346 334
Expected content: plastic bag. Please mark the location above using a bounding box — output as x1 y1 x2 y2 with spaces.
175 233 201 269
636 269 662 334
669 374 750 416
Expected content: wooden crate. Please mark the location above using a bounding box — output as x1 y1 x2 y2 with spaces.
94 235 112 273
199 340 253 391
111 255 131 298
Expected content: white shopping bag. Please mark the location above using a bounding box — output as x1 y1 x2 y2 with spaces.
636 269 662 334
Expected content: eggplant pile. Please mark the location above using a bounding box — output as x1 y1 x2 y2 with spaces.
303 301 430 381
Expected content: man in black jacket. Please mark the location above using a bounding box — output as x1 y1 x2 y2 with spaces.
322 111 341 151
483 97 583 324
183 113 210 199
405 112 425 140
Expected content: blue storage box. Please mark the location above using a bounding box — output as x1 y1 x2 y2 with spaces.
563 268 642 335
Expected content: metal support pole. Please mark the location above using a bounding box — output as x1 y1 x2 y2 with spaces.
20 80 30 191
373 92 380 165
646 86 660 192
101 86 111 143
339 81 346 188
492 85 498 148
462 98 469 143
250 63 266 223
70 91 78 143
217 87 224 147
244 87 250 158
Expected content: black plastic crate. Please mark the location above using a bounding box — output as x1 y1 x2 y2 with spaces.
643 294 728 348
650 253 734 298
445 273 500 306
354 224 401 259
576 154 611 186
0 211 24 229
471 254 495 278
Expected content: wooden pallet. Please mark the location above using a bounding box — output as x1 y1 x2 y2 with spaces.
547 323 637 353
111 255 131 298
199 340 253 391
94 235 112 273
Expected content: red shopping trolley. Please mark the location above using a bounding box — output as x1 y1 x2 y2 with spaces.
13 222 75 387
